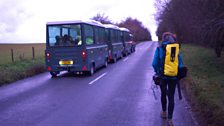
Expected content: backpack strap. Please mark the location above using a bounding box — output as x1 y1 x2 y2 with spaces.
158 44 166 77
156 47 160 75
157 46 164 76
157 47 160 65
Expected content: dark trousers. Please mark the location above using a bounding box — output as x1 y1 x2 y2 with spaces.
160 79 177 119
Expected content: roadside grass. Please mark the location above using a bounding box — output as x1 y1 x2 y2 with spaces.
0 58 46 86
0 43 46 86
181 44 224 126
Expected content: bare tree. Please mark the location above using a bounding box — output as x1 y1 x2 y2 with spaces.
91 13 113 24
119 17 152 42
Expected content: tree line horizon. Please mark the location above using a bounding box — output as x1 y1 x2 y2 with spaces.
91 13 152 42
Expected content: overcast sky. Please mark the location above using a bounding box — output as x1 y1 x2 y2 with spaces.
0 0 158 43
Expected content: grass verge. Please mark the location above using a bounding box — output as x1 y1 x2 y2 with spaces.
181 44 224 126
0 58 46 86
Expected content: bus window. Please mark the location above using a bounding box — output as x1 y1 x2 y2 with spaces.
124 32 129 41
47 24 81 47
62 28 68 36
105 29 109 44
120 32 123 42
94 27 105 44
110 30 116 43
98 27 105 44
94 27 100 44
70 28 82 46
49 27 61 46
117 31 121 42
84 25 94 45
114 30 119 43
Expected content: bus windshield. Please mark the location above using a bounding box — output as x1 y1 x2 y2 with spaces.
47 24 82 47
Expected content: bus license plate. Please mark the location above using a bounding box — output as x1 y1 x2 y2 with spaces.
59 60 73 65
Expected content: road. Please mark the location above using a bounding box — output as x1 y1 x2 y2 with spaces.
0 42 197 126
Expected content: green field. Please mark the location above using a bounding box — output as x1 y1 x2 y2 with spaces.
0 43 45 64
181 44 224 126
0 43 46 85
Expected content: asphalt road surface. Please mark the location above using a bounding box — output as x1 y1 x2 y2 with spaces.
0 42 198 126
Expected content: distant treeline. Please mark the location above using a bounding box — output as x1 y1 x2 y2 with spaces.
155 0 224 57
91 14 152 42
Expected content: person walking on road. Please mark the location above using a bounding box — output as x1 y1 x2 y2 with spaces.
152 32 183 126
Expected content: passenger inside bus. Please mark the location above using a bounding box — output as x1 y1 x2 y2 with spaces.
55 35 62 46
68 35 75 45
62 34 73 46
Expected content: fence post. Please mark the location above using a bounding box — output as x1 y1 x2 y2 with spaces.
11 49 14 62
32 47 35 60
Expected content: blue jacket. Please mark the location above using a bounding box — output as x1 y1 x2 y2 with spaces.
152 42 183 80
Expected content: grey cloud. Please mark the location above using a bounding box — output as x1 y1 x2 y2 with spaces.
0 0 32 34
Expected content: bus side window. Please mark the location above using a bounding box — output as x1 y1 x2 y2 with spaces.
117 31 121 42
86 37 93 45
95 27 105 45
84 25 94 45
120 32 123 42
95 27 100 44
124 32 128 42
99 27 105 44
111 30 115 43
105 29 109 44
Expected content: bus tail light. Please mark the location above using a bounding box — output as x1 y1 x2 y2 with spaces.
82 51 87 60
47 66 52 71
109 55 113 60
108 50 112 60
82 65 87 71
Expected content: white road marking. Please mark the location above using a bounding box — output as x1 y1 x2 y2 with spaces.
89 73 107 85
123 57 129 62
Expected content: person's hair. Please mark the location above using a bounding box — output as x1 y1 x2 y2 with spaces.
162 32 175 43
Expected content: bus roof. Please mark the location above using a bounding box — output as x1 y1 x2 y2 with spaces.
119 27 130 32
46 20 105 27
103 24 120 30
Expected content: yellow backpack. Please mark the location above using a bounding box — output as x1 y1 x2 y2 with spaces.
162 43 179 77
